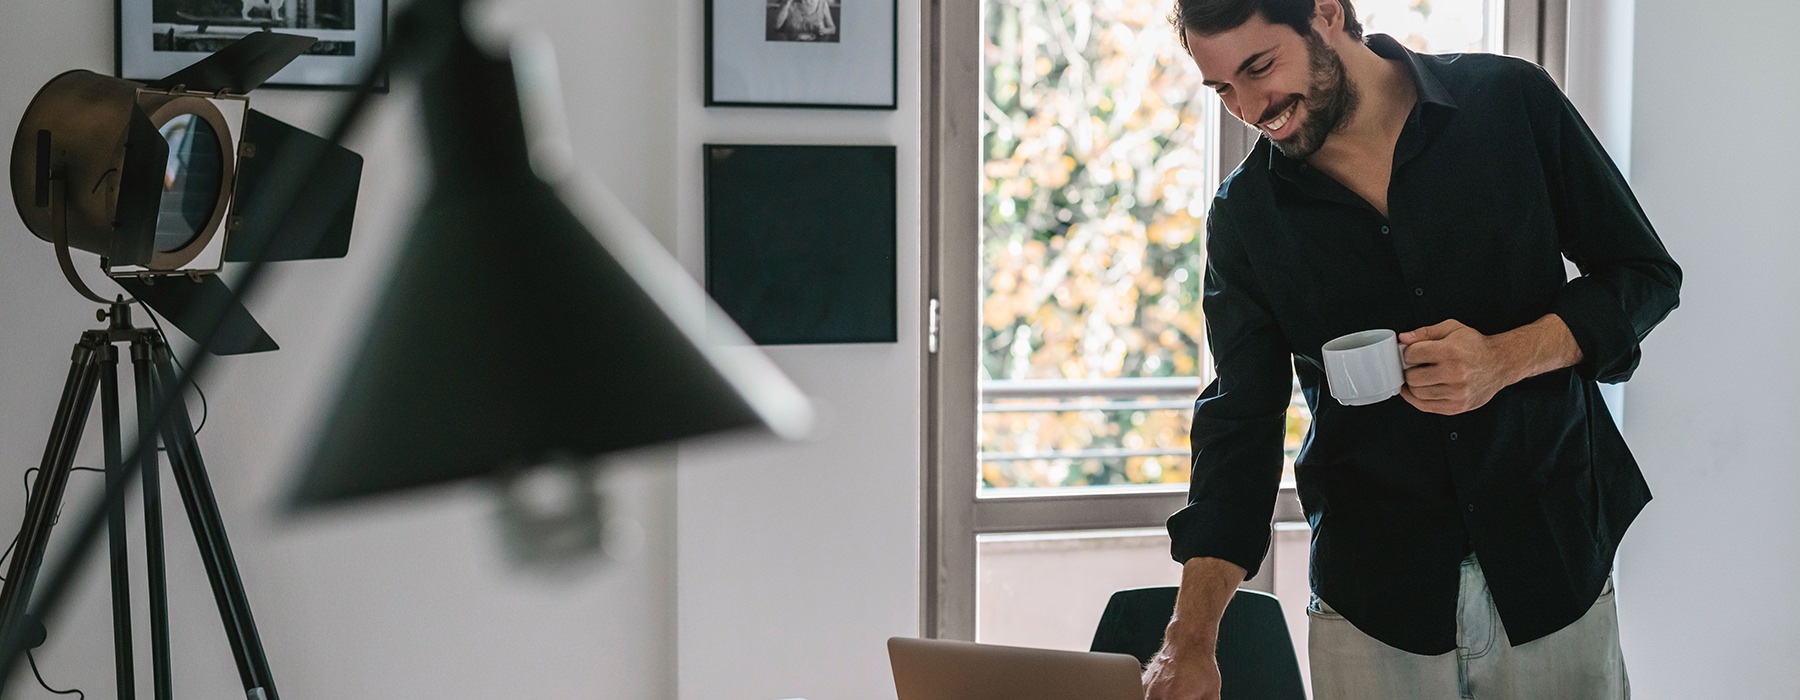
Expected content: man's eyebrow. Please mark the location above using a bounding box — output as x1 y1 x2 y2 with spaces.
1201 49 1275 87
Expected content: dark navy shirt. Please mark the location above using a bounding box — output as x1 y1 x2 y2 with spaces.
1166 35 1681 655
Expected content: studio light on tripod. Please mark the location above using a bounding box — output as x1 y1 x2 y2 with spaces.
8 31 363 354
0 33 362 700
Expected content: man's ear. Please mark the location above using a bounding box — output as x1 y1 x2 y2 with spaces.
1312 0 1342 34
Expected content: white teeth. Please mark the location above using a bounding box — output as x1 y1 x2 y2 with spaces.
1264 103 1296 133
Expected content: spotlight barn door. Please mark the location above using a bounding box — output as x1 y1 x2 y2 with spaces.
116 275 278 354
226 110 362 262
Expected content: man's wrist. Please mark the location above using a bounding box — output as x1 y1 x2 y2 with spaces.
1160 620 1219 652
1496 314 1582 384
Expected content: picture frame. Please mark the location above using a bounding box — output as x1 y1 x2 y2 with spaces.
706 0 896 109
703 144 898 345
118 0 388 90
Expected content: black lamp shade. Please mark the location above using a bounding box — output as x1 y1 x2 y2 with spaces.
289 20 809 506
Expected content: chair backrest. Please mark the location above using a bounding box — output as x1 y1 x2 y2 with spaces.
1090 586 1306 700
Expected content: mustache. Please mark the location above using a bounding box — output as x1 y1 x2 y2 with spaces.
1257 95 1304 125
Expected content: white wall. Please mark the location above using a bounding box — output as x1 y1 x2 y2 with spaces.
0 0 681 697
1564 0 1635 168
1619 0 1800 697
672 0 925 698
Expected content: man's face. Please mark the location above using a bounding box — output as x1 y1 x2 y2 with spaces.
1186 14 1357 159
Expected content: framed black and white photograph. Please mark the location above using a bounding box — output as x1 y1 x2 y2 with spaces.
707 0 895 109
118 0 386 89
704 144 897 345
766 0 840 43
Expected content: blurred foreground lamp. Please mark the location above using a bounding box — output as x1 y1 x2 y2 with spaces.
287 0 812 567
8 32 363 354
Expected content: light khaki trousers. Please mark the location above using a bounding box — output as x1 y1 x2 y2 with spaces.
1307 556 1629 700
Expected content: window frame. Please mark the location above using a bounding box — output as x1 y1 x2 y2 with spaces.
921 0 1569 641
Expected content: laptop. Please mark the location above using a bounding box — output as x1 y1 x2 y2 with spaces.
888 637 1144 700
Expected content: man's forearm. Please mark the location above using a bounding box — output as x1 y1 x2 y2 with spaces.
1160 557 1246 651
1495 313 1584 385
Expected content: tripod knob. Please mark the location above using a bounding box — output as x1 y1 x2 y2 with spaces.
97 297 133 328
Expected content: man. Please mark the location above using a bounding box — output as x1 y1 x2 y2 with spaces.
1141 0 1680 698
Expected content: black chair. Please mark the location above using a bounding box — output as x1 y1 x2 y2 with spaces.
1090 586 1306 700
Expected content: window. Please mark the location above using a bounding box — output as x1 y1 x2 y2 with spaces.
977 0 1218 495
924 0 1566 678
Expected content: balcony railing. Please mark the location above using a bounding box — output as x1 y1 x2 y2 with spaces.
978 377 1202 488
979 376 1308 492
980 377 1204 400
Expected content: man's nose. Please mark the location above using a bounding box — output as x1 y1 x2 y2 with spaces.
1228 95 1263 127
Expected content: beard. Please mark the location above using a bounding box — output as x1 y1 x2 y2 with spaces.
1268 30 1359 159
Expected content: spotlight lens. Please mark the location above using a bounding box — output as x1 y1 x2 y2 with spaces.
154 115 224 253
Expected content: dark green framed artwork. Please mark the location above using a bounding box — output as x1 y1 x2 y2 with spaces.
703 144 897 345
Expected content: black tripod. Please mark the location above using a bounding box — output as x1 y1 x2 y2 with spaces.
0 302 277 700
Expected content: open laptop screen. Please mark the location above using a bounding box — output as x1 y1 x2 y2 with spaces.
888 637 1144 700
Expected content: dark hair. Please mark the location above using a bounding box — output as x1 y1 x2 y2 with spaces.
1171 0 1364 48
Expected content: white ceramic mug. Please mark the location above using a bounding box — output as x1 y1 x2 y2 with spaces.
1322 329 1406 406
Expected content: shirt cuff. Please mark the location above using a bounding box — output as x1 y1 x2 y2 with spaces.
1549 278 1639 383
1166 501 1273 580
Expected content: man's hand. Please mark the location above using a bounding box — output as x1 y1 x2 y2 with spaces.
1397 320 1511 415
1142 644 1221 700
1397 315 1583 415
1144 557 1241 700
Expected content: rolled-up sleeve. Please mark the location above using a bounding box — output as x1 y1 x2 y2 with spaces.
1525 66 1682 384
1167 204 1294 579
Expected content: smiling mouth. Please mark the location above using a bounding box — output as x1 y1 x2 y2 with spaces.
1261 101 1298 136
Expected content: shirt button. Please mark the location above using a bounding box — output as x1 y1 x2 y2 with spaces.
1414 287 1425 297
1380 225 1391 235
1449 432 1459 441
1467 504 1477 513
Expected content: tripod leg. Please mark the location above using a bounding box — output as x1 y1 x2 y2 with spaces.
131 338 173 700
146 341 279 700
0 333 107 657
100 341 137 700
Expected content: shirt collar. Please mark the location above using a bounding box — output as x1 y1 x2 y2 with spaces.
1367 33 1457 113
1265 33 1459 178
